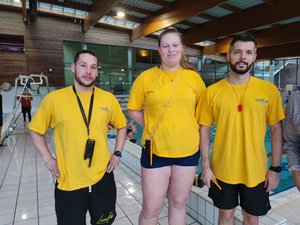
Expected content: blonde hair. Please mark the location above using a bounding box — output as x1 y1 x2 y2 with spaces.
158 27 197 71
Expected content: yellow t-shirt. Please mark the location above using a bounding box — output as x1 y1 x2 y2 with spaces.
29 86 126 191
198 77 285 187
128 66 206 157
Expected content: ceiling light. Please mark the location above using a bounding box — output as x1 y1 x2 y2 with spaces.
195 40 216 47
116 11 125 18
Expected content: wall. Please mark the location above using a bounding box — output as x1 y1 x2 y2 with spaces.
0 9 201 87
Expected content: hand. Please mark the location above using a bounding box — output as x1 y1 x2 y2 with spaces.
265 170 280 192
201 166 216 188
106 155 120 173
45 157 60 179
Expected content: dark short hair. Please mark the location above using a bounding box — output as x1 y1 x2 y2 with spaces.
229 33 257 51
74 50 97 63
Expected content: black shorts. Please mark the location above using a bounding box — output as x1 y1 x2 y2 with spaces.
55 172 117 225
141 150 200 168
208 179 271 216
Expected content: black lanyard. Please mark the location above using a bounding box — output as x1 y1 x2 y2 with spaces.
72 85 94 136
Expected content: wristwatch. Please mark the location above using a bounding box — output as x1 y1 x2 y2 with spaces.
113 150 122 158
269 165 282 173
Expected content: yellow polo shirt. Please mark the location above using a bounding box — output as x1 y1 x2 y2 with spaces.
29 86 126 191
198 77 285 187
128 66 206 158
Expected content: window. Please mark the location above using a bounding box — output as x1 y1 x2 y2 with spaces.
0 34 25 53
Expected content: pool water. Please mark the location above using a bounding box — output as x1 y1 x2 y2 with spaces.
264 126 295 194
131 123 294 195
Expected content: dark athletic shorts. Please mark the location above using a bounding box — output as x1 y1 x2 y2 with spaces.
141 150 200 168
208 179 271 216
55 172 116 225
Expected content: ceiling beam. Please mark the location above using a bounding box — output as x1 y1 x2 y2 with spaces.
202 22 300 55
184 0 300 45
131 0 227 41
21 0 28 23
257 41 300 60
83 0 121 33
38 0 90 11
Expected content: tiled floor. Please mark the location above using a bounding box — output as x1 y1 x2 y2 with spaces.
0 123 201 225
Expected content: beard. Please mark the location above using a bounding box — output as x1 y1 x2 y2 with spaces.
229 61 253 75
74 73 96 88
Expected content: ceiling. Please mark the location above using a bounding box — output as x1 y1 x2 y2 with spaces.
1 0 300 61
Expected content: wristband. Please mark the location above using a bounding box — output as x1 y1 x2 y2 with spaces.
269 165 282 173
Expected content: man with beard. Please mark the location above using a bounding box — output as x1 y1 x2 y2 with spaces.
197 34 285 225
29 50 127 225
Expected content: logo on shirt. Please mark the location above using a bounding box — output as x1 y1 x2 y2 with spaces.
255 98 268 104
101 107 110 112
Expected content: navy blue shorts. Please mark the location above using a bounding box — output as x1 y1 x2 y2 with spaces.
208 179 271 216
55 172 116 225
141 150 200 168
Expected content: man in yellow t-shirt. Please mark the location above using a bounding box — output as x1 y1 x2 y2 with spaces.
29 50 126 225
197 34 285 225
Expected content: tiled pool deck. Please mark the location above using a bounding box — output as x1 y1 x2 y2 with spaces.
115 139 300 225
0 120 299 225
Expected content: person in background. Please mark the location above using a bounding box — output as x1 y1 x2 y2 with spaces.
17 88 33 122
126 122 137 143
127 27 206 225
198 34 285 225
126 128 136 143
29 50 127 225
284 92 300 191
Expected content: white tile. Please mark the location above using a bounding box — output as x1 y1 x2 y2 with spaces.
0 213 14 225
38 204 55 217
38 196 55 207
191 192 198 212
119 202 142 216
113 216 133 225
16 199 37 211
158 205 168 219
190 209 198 221
18 194 37 203
14 208 38 223
186 214 196 225
197 196 205 217
0 190 18 201
0 204 15 216
205 201 214 224
117 194 138 206
158 216 168 225
0 196 17 207
0 127 299 225
197 215 205 225
14 218 39 225
37 190 53 199
115 206 126 220
127 211 140 225
39 214 57 225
